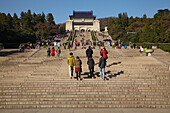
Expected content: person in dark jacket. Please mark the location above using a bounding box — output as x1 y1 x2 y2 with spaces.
133 43 136 49
87 56 95 78
75 56 82 80
99 54 106 80
86 46 93 60
47 48 51 56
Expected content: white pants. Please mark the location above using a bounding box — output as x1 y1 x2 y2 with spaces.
69 65 74 77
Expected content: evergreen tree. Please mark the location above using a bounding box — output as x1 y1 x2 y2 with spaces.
139 21 154 42
142 14 147 22
47 13 55 25
122 12 128 27
41 12 46 23
118 13 122 26
13 13 20 31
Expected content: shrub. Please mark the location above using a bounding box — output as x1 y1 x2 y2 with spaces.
0 43 3 46
159 45 170 53
92 31 96 41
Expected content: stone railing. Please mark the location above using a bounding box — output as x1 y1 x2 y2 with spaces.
94 31 99 41
71 30 76 47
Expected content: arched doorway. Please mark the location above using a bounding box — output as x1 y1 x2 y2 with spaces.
80 28 85 33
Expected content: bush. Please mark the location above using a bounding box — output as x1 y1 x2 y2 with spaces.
92 31 96 41
159 45 170 53
135 43 170 52
68 35 72 41
0 43 3 46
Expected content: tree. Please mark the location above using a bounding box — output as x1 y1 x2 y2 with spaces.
139 21 154 42
13 13 20 31
122 12 128 27
47 13 55 25
41 12 46 23
142 14 147 22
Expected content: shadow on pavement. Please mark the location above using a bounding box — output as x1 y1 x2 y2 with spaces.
0 50 19 56
106 61 121 67
80 71 113 81
95 61 121 67
107 71 124 78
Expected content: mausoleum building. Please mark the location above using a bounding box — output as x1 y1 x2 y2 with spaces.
66 11 100 32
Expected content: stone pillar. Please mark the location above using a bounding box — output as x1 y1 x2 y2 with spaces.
93 20 100 32
66 20 73 31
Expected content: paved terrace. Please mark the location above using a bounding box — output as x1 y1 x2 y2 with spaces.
0 46 170 113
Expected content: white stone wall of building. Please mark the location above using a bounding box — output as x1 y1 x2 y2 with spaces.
74 25 93 31
71 17 94 22
93 20 100 32
66 20 73 31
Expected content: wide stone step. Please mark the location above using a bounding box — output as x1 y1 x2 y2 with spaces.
0 100 170 108
0 80 168 85
0 91 169 95
0 82 165 86
1 86 169 90
1 88 169 93
1 97 170 102
1 103 170 109
0 94 169 98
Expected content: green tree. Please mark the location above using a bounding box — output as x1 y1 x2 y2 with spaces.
139 21 154 42
47 13 55 25
142 14 147 22
122 12 128 27
13 13 20 31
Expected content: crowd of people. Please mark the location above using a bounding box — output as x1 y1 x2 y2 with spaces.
67 46 108 81
18 43 36 53
18 38 150 81
47 47 61 57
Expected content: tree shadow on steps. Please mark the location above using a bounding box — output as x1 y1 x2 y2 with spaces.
107 71 124 79
0 50 19 56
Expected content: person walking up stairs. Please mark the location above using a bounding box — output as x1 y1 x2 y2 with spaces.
67 52 75 79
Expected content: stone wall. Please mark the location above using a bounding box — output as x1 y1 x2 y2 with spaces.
66 20 73 31
66 18 100 31
71 17 94 22
93 20 100 32
74 25 93 31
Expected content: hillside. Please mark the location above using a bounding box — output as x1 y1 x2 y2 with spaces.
99 9 170 43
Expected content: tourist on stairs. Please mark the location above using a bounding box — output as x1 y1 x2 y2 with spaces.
100 47 108 60
67 52 75 79
56 47 61 57
99 54 106 80
47 48 51 56
87 56 95 78
75 56 82 80
86 46 93 60
51 47 55 56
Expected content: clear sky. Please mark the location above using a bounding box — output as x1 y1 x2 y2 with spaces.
0 0 169 24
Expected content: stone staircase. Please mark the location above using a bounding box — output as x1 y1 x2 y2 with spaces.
0 48 170 109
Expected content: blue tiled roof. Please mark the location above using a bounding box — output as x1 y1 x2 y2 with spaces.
70 11 96 18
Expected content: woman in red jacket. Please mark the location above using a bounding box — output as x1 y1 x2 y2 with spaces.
100 47 108 59
51 47 55 56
